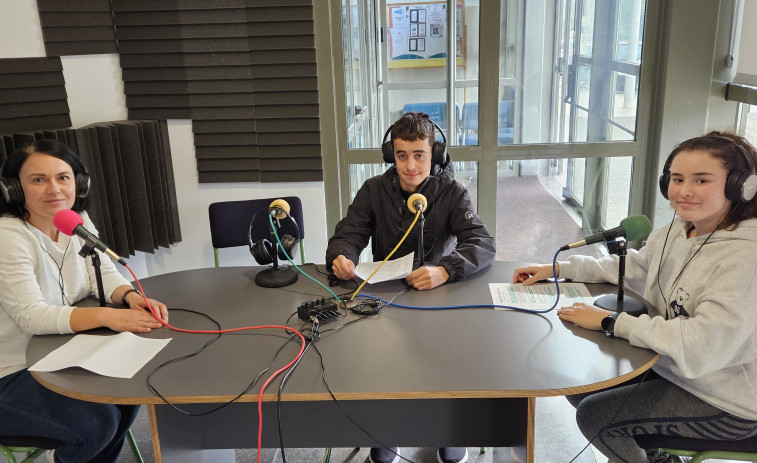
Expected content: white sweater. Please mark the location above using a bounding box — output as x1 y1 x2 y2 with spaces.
560 217 757 420
0 213 130 378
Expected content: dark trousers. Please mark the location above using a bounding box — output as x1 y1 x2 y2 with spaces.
0 369 139 463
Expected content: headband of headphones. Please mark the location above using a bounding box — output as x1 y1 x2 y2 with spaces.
381 117 448 167
659 135 757 203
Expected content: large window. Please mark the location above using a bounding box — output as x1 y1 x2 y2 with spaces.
338 0 648 262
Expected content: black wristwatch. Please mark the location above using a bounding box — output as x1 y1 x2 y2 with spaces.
601 311 620 337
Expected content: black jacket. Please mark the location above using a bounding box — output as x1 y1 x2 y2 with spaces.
326 163 495 282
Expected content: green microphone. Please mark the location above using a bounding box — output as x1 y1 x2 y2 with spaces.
560 215 652 251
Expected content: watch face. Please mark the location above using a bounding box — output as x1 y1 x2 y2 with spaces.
602 312 618 334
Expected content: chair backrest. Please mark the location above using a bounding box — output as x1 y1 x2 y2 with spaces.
208 196 305 266
401 102 460 131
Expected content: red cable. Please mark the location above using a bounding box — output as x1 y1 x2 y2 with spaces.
125 264 305 462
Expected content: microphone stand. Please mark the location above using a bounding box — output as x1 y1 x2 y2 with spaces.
593 238 647 317
417 211 425 267
254 210 299 288
78 240 106 307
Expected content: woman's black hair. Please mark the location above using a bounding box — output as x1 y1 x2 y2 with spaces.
0 139 90 219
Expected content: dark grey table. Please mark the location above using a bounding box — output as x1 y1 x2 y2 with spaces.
27 262 658 463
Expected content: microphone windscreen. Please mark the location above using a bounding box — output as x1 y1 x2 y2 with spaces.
269 199 290 219
407 193 428 213
620 215 652 241
54 209 84 236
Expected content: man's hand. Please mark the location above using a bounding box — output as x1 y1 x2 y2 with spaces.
406 265 449 291
332 255 356 280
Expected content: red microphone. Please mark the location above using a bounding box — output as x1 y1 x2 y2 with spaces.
54 210 126 265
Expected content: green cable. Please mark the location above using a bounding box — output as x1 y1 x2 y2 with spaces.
269 215 340 301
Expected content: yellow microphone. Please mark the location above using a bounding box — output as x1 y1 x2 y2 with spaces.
269 199 290 219
407 193 427 213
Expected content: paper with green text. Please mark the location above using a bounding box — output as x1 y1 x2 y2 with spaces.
489 283 592 310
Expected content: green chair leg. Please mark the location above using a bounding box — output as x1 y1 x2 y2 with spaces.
126 429 144 463
0 445 45 463
664 447 757 463
213 248 220 268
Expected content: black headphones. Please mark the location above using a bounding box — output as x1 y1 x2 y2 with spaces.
381 119 448 166
248 206 299 265
659 135 757 203
0 161 90 205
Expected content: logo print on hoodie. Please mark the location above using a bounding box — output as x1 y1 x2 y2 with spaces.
670 288 690 318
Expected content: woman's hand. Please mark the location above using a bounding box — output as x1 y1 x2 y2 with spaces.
124 291 169 323
557 302 611 331
512 263 559 286
102 307 164 333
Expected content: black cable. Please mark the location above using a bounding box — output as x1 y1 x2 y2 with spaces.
566 368 652 463
277 330 314 463
310 341 417 463
146 308 302 416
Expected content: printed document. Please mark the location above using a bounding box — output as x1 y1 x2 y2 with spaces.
354 253 414 284
489 282 592 311
29 332 172 378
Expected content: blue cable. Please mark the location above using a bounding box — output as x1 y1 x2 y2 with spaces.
355 249 563 314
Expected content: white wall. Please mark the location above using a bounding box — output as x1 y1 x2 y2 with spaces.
0 0 330 281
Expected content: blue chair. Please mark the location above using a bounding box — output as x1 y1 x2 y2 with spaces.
401 102 460 132
461 101 514 145
462 102 479 145
208 197 306 267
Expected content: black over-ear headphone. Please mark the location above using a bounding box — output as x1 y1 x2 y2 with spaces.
0 161 90 206
248 204 299 265
381 119 448 166
659 135 757 203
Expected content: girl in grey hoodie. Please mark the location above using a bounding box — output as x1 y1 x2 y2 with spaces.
513 132 757 463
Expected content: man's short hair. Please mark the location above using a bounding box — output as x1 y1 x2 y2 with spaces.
391 112 436 143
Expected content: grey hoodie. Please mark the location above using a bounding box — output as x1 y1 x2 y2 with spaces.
560 217 757 419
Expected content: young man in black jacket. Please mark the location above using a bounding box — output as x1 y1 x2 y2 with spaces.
326 112 496 463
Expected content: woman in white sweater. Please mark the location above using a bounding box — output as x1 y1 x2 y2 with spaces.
513 132 757 463
0 139 168 463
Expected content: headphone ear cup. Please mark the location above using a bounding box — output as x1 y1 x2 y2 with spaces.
0 176 23 205
725 170 757 203
382 141 395 163
659 172 670 200
76 172 90 199
276 235 298 260
250 239 274 265
432 141 447 166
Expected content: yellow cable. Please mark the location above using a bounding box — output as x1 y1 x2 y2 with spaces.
349 210 421 300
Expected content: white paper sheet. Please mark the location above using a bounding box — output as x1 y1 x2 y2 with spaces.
353 253 415 284
29 332 172 378
488 282 593 311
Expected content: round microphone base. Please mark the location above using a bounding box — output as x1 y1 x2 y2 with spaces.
255 266 298 288
594 294 647 317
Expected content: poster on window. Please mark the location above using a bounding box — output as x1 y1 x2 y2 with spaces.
388 2 464 68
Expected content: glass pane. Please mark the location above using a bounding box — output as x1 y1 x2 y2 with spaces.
579 0 595 57
743 104 757 147
381 1 479 147
496 157 633 262
498 0 645 144
610 71 638 136
615 0 645 64
602 156 633 228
